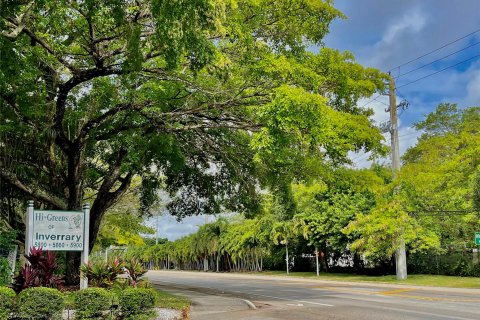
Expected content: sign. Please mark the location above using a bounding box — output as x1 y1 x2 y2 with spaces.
26 202 90 289
475 232 480 245
32 210 85 251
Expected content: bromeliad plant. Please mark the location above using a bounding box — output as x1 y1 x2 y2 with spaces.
12 247 64 293
124 259 148 288
80 258 124 288
81 257 147 288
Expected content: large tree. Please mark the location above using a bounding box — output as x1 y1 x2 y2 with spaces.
0 0 386 282
346 104 480 262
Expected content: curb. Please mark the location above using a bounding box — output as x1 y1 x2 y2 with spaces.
242 299 257 310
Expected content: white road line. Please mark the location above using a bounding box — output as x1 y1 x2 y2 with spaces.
152 279 334 307
373 305 478 320
247 292 334 307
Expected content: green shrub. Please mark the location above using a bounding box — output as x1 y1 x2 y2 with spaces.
119 288 156 319
0 258 11 286
0 287 15 320
124 259 147 288
80 258 124 288
74 288 112 319
17 287 65 320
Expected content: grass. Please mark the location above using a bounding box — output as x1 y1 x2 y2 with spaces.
154 289 191 310
255 271 480 289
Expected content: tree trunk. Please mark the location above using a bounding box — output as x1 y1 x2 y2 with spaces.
319 248 328 272
65 251 81 285
285 244 289 275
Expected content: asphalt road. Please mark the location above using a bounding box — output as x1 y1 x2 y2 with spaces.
148 270 480 320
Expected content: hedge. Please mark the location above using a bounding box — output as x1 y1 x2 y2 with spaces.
73 288 112 319
0 287 15 320
17 287 65 320
119 288 156 319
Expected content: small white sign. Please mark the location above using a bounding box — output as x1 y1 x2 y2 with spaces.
32 210 85 251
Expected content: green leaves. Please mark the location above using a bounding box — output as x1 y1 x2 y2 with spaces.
344 201 440 260
1 0 389 258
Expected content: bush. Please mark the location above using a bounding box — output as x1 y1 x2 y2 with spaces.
0 287 15 320
74 288 112 319
12 247 64 293
0 258 11 286
17 287 65 320
119 288 156 319
124 259 147 288
80 258 124 288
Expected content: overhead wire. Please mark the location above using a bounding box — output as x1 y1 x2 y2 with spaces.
388 27 480 71
395 40 480 79
397 53 480 89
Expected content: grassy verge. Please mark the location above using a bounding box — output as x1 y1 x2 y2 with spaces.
255 271 480 289
154 288 191 310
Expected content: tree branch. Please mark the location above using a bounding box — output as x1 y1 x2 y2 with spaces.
1 1 34 39
76 101 150 144
0 166 67 209
0 93 37 128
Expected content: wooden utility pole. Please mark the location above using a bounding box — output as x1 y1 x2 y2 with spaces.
388 74 408 280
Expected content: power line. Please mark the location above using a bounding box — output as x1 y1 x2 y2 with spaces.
360 94 382 108
396 40 480 79
397 53 480 89
389 27 480 71
374 97 389 107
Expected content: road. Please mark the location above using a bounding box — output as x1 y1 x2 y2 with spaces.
148 270 480 320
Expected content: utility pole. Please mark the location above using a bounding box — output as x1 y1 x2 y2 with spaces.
388 73 407 280
156 214 159 245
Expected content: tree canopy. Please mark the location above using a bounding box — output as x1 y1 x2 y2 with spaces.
0 0 387 261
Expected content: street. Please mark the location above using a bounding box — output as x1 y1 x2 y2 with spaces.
148 270 480 320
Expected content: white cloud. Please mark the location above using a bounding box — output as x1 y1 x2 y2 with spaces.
463 61 480 106
349 95 422 169
382 9 427 44
145 214 207 241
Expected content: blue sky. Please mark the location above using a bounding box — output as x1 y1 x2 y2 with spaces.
325 0 480 166
149 0 480 240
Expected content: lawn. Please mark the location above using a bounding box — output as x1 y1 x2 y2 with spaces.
154 289 191 310
256 271 480 289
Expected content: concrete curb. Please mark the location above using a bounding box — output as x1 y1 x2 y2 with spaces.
242 299 257 310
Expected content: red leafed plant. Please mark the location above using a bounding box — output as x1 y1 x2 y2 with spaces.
12 247 64 293
80 257 125 288
124 259 147 288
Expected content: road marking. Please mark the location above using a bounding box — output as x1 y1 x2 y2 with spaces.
371 305 479 320
247 292 334 307
313 285 480 302
152 279 334 307
313 285 376 295
381 288 415 295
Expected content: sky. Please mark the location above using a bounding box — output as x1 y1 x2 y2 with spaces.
148 0 480 241
324 0 480 167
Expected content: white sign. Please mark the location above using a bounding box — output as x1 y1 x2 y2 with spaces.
32 210 85 251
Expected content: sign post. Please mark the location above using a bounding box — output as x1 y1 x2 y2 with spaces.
475 232 480 245
25 200 34 256
80 203 90 290
26 202 90 289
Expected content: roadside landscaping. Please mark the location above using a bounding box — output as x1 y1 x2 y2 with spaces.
1 248 190 320
256 271 480 289
1 286 190 320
